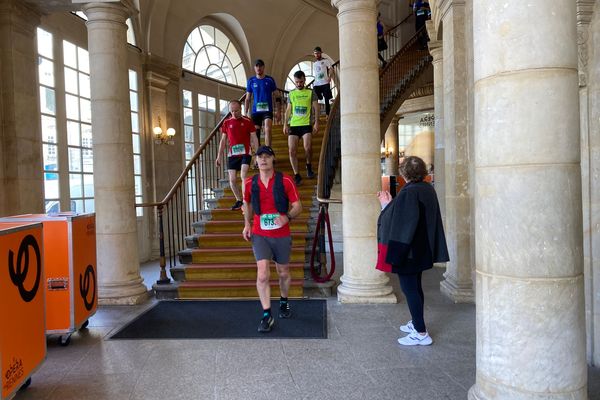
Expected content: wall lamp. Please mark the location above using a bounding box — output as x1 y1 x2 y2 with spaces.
381 145 393 158
153 116 176 145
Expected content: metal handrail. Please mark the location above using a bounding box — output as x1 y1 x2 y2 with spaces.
137 86 289 284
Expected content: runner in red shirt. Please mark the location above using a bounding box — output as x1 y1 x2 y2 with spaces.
242 145 302 332
216 100 258 210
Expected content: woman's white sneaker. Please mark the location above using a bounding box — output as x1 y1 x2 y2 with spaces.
399 320 415 333
397 332 433 346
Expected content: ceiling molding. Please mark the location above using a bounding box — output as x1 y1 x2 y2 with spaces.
299 0 337 17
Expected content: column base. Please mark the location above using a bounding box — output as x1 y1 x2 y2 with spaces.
468 382 587 400
440 276 474 303
99 279 149 305
337 275 397 304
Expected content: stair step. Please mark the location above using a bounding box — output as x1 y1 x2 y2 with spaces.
179 246 306 264
178 262 304 280
185 231 309 248
177 279 304 299
194 218 310 234
205 208 313 221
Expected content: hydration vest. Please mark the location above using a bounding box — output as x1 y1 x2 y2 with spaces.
251 172 289 215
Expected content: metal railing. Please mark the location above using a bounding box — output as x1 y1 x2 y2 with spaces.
379 12 415 63
137 88 290 284
379 26 432 135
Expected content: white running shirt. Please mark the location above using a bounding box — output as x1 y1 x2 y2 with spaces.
313 58 332 86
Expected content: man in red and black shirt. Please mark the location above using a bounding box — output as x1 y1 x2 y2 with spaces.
242 145 302 333
216 100 259 210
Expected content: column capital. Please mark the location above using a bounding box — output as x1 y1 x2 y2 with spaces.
331 0 377 13
576 0 596 25
80 0 137 22
438 0 465 21
429 43 443 61
576 0 595 87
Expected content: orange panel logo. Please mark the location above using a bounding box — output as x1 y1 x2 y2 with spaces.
79 264 96 311
8 234 41 303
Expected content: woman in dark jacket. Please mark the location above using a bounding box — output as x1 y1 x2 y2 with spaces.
376 156 449 346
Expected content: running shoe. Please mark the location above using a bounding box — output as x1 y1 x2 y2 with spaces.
294 174 302 185
279 302 291 318
397 332 433 346
306 170 315 179
230 200 243 210
258 315 274 333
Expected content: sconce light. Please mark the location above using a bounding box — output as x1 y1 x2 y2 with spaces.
153 116 176 145
380 145 393 158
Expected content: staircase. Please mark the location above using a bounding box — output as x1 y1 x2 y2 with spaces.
143 29 432 300
169 121 324 299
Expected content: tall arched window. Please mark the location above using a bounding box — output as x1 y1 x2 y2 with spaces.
182 25 246 85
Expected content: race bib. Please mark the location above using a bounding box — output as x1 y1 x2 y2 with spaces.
231 143 245 156
256 102 269 112
318 72 325 80
260 213 281 230
294 106 308 116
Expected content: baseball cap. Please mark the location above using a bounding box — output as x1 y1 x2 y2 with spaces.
313 46 322 52
254 59 265 66
256 145 275 156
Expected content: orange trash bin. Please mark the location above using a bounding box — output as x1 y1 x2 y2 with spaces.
0 222 46 399
0 214 97 346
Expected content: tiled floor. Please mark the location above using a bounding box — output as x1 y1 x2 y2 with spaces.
13 265 600 400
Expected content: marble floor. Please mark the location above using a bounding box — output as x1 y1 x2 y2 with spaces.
12 264 600 400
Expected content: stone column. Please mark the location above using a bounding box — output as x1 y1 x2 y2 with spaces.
0 0 43 216
332 0 395 303
429 39 445 222
439 0 474 303
83 1 148 305
384 116 399 176
469 0 587 398
582 0 600 367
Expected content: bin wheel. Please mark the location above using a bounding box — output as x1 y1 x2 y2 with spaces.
80 320 89 330
58 334 71 346
19 377 31 391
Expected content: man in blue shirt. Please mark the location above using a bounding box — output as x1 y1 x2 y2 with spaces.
245 59 278 146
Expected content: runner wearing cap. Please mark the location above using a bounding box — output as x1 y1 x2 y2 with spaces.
245 59 278 147
216 100 259 210
242 145 302 333
312 46 334 116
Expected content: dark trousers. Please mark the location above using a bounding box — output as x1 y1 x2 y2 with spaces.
397 271 426 333
415 16 428 49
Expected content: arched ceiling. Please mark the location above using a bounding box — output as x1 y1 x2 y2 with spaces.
140 0 339 85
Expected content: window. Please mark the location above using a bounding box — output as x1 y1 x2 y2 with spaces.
38 28 59 213
64 39 94 213
182 25 246 85
198 94 217 142
129 69 143 216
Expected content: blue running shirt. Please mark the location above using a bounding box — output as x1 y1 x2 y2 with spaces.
246 75 277 114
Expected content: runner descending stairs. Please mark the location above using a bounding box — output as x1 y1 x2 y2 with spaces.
172 118 325 299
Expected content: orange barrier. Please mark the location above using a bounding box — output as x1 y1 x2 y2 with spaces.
0 222 46 399
0 214 97 346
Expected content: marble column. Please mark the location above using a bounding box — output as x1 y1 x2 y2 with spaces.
83 1 148 305
0 0 43 216
469 1 587 398
582 0 600 367
439 0 474 303
384 116 399 176
331 0 395 303
429 39 445 222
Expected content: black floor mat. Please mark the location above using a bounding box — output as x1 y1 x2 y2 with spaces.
110 299 327 339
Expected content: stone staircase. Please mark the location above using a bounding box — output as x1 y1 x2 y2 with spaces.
168 120 324 299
